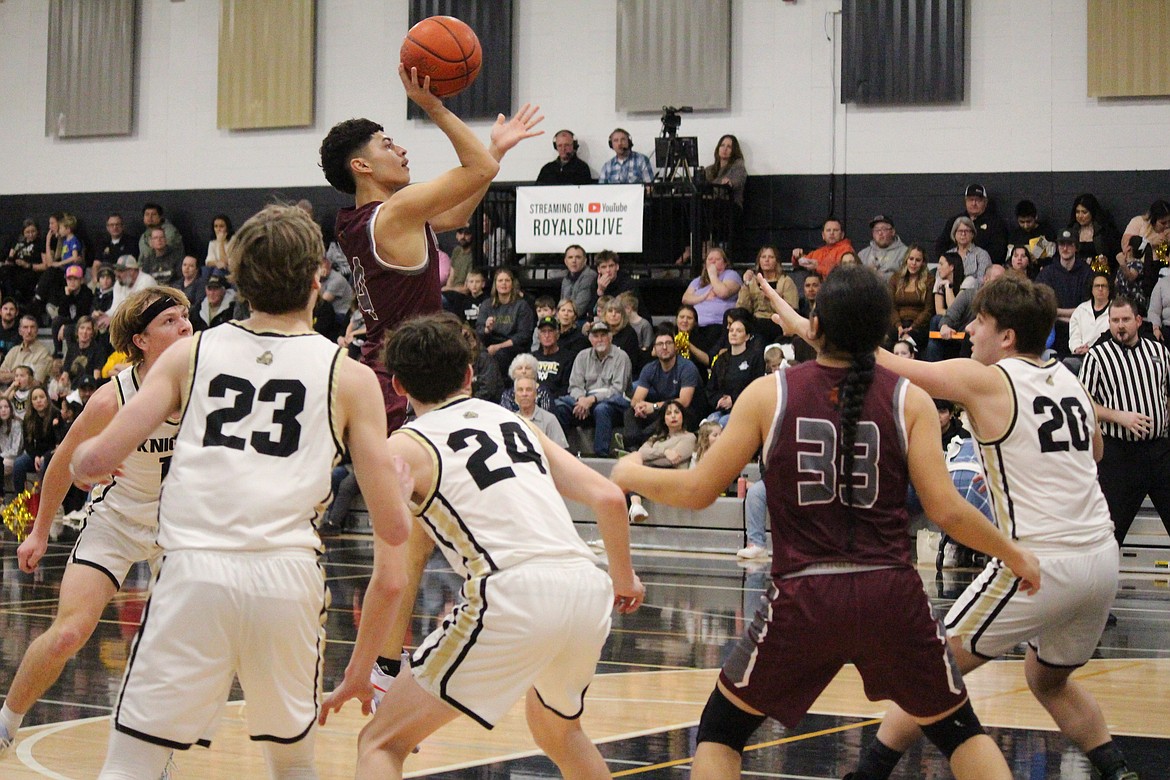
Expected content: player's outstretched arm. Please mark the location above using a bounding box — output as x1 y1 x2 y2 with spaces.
534 426 643 613
905 384 1040 594
17 383 119 573
612 375 773 510
875 348 1001 411
71 338 190 486
760 275 819 348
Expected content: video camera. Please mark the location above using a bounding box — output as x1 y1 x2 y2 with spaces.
660 106 693 138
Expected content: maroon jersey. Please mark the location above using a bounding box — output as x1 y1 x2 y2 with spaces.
763 361 913 575
335 201 443 429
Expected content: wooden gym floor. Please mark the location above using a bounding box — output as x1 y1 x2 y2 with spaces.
1 535 1168 778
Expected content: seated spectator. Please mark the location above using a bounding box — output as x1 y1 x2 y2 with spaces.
924 252 971 362
527 295 558 346
594 249 637 303
533 315 576 399
625 400 697 522
2 365 34 419
1068 192 1119 268
703 135 747 208
935 183 1008 266
2 220 41 305
705 315 764 427
623 325 702 448
499 353 554 411
477 267 534 375
618 291 651 351
0 396 21 492
1121 199 1170 266
1115 236 1151 317
1036 229 1093 356
57 214 83 270
1064 271 1113 373
204 214 234 273
936 398 970 447
673 304 711 374
553 320 632 457
858 215 909 280
196 274 236 330
892 337 919 360
139 226 183 285
0 298 21 359
93 212 136 272
601 298 646 374
63 316 109 382
513 375 568 449
443 266 488 327
442 224 474 297
559 245 596 320
946 216 992 284
1006 199 1054 267
49 265 93 356
12 387 57 492
109 255 157 315
552 299 588 355
1007 244 1038 279
537 129 593 186
482 210 513 267
47 362 70 404
177 255 206 311
599 128 654 184
690 419 722 467
889 244 933 348
137 202 184 259
792 217 854 279
682 246 742 352
0 315 53 386
790 273 824 364
738 245 797 343
320 256 355 327
706 305 755 359
460 322 503 403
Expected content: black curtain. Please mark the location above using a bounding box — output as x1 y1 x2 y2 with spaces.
841 0 965 105
406 0 514 121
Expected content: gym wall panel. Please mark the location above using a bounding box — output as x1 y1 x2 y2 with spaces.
1087 0 1170 98
217 0 315 130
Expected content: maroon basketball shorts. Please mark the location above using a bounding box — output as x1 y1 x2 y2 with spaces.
367 356 409 433
720 566 966 727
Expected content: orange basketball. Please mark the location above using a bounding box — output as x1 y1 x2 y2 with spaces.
400 16 482 99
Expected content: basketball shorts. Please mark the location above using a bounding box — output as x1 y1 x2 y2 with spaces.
70 507 161 589
412 559 613 728
946 540 1119 667
720 566 966 728
113 550 327 749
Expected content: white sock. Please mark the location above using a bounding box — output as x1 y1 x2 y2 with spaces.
1 703 25 737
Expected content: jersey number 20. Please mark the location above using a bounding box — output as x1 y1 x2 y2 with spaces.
1033 396 1091 453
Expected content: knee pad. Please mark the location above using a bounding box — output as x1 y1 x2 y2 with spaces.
919 699 985 759
695 687 766 753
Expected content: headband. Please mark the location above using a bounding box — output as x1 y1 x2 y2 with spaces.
136 295 180 334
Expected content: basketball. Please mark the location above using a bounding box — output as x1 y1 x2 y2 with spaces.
400 16 482 99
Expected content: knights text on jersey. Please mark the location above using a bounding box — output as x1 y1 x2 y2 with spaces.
88 366 178 526
158 323 345 552
976 357 1114 550
398 397 597 579
334 203 442 358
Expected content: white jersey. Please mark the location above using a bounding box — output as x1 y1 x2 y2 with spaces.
158 323 344 553
977 357 1114 551
89 366 178 527
399 397 597 579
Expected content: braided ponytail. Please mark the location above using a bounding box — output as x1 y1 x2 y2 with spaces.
838 351 876 506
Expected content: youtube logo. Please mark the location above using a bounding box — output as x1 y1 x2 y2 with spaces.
588 202 601 213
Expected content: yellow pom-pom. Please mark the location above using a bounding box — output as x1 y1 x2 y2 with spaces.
2 485 38 542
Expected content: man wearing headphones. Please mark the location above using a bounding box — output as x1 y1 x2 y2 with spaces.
599 127 654 184
537 130 593 185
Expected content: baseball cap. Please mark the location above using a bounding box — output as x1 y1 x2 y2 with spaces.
1056 228 1076 244
964 184 988 199
65 265 84 279
97 264 116 280
206 274 226 289
589 320 611 333
76 375 98 390
869 214 894 228
115 255 139 270
537 315 558 330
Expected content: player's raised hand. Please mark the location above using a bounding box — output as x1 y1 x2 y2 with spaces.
490 103 544 156
399 64 443 114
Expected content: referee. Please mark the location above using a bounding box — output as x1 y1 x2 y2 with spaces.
1079 295 1170 546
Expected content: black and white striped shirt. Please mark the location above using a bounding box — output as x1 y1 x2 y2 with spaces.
1079 336 1170 441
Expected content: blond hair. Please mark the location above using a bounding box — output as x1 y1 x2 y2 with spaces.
693 420 723 464
110 285 190 364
